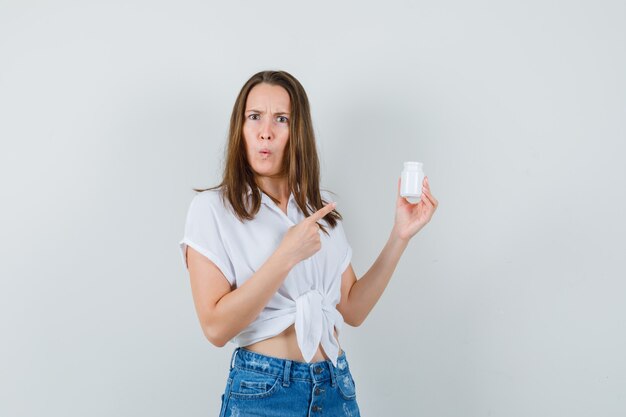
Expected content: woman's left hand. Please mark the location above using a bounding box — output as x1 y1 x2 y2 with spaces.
392 176 439 241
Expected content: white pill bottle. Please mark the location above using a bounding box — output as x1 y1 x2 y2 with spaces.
400 161 425 198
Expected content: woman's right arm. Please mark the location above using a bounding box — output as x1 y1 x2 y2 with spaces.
186 201 336 347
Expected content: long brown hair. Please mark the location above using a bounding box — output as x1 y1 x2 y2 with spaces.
194 70 342 235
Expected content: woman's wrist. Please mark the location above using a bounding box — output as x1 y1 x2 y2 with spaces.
390 225 412 244
273 246 298 271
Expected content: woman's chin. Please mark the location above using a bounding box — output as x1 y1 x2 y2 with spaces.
252 167 282 178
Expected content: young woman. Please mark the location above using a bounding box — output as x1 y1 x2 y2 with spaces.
179 70 438 416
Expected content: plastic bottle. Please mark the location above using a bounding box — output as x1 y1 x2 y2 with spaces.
400 161 424 198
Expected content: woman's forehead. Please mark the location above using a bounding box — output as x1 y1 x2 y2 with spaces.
246 83 291 111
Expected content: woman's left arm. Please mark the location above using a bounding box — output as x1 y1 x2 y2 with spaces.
336 176 439 327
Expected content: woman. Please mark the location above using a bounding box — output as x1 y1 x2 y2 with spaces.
179 70 438 416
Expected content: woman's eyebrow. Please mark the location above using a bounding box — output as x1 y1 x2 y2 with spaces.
245 108 290 115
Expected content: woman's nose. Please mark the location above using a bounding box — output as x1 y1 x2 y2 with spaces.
259 119 272 140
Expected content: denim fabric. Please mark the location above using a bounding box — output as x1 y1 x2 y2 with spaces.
218 347 361 417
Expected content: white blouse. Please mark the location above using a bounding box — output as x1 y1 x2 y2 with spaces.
178 186 352 367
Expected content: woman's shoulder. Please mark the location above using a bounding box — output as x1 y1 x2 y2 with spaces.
189 187 228 212
193 186 223 199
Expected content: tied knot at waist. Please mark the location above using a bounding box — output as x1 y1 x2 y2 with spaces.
294 290 343 367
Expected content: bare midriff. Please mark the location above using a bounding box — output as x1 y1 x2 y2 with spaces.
242 323 343 362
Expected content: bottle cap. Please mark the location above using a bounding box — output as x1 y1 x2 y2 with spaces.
403 161 423 170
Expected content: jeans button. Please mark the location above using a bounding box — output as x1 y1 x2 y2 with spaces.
312 405 322 412
314 367 322 374
314 387 322 395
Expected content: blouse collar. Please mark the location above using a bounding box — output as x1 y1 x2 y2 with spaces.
245 184 296 207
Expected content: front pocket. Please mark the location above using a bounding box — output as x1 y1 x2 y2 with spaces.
240 380 269 394
336 372 357 400
229 368 282 400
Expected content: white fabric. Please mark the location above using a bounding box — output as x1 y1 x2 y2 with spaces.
178 186 352 367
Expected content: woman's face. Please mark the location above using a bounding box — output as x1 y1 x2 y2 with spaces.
243 83 291 179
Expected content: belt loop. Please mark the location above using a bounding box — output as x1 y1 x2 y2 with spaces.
230 347 240 371
282 360 292 387
328 360 336 388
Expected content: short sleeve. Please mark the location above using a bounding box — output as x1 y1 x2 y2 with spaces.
321 189 352 275
178 192 236 286
336 219 353 275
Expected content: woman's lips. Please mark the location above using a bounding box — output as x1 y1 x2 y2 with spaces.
260 149 271 155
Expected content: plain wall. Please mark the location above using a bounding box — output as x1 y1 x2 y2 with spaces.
1 0 625 416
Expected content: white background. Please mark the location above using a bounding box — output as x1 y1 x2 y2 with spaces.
1 0 625 416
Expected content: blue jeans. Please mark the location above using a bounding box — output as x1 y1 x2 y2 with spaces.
219 347 361 417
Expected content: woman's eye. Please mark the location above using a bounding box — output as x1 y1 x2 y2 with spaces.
277 116 289 123
248 114 260 120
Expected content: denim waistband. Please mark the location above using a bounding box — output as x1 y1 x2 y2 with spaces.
230 347 351 385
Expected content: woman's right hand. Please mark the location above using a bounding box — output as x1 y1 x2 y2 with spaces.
278 202 337 266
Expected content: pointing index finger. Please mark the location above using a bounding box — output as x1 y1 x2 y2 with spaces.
308 202 336 223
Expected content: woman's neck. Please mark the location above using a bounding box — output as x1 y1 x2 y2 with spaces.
256 176 290 203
